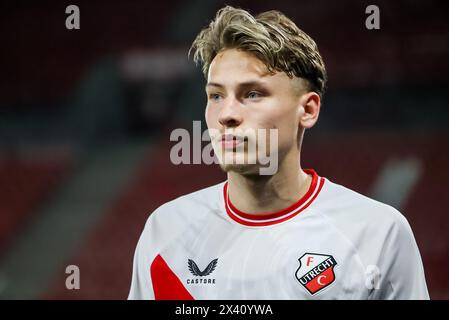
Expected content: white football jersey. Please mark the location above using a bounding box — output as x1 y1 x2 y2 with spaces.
128 169 429 300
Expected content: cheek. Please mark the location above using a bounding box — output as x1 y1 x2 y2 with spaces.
259 96 297 125
205 104 218 128
258 105 296 132
261 114 298 148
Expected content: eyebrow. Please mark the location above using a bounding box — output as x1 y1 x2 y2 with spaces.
206 82 224 89
205 80 268 90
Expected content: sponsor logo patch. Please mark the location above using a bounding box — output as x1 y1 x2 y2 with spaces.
186 258 218 285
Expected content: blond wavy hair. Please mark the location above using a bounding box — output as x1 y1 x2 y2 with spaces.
189 6 327 98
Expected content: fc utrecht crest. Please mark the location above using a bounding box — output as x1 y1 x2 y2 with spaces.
295 253 337 295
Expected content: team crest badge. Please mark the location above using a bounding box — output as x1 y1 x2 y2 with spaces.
295 252 337 295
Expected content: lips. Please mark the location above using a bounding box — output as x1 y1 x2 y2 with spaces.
220 134 245 150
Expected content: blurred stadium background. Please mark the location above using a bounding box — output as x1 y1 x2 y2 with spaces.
0 0 448 299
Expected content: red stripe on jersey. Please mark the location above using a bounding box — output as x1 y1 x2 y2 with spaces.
150 254 194 300
224 169 325 227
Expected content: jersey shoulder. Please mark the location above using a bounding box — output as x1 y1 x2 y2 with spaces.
142 180 226 234
316 178 427 299
155 180 225 216
314 178 416 262
317 178 410 229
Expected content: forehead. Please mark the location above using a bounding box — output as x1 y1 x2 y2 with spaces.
207 49 289 86
208 49 269 79
206 48 307 96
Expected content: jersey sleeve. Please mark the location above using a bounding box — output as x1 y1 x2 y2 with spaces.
128 217 155 300
371 209 429 300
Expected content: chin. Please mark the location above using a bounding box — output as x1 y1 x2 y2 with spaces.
217 150 254 173
219 163 261 176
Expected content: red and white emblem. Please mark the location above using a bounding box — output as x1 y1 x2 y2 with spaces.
295 252 337 295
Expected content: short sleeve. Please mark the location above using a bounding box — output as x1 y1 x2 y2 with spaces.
371 211 429 300
128 217 155 300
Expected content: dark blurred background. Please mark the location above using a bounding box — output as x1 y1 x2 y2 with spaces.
0 0 448 299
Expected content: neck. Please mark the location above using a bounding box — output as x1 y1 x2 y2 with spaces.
227 150 312 215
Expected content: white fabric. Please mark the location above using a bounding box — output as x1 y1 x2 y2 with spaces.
128 171 429 300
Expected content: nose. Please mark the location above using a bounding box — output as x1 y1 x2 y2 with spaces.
218 97 243 128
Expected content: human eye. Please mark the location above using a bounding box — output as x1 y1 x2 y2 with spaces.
208 93 223 102
246 91 262 99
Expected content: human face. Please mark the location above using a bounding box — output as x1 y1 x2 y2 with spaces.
205 49 306 175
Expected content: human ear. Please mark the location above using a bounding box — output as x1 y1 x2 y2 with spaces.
298 92 320 129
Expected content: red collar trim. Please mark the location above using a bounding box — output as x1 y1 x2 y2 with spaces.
223 169 325 227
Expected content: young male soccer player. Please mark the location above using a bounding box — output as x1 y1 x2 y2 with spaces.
128 6 429 299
